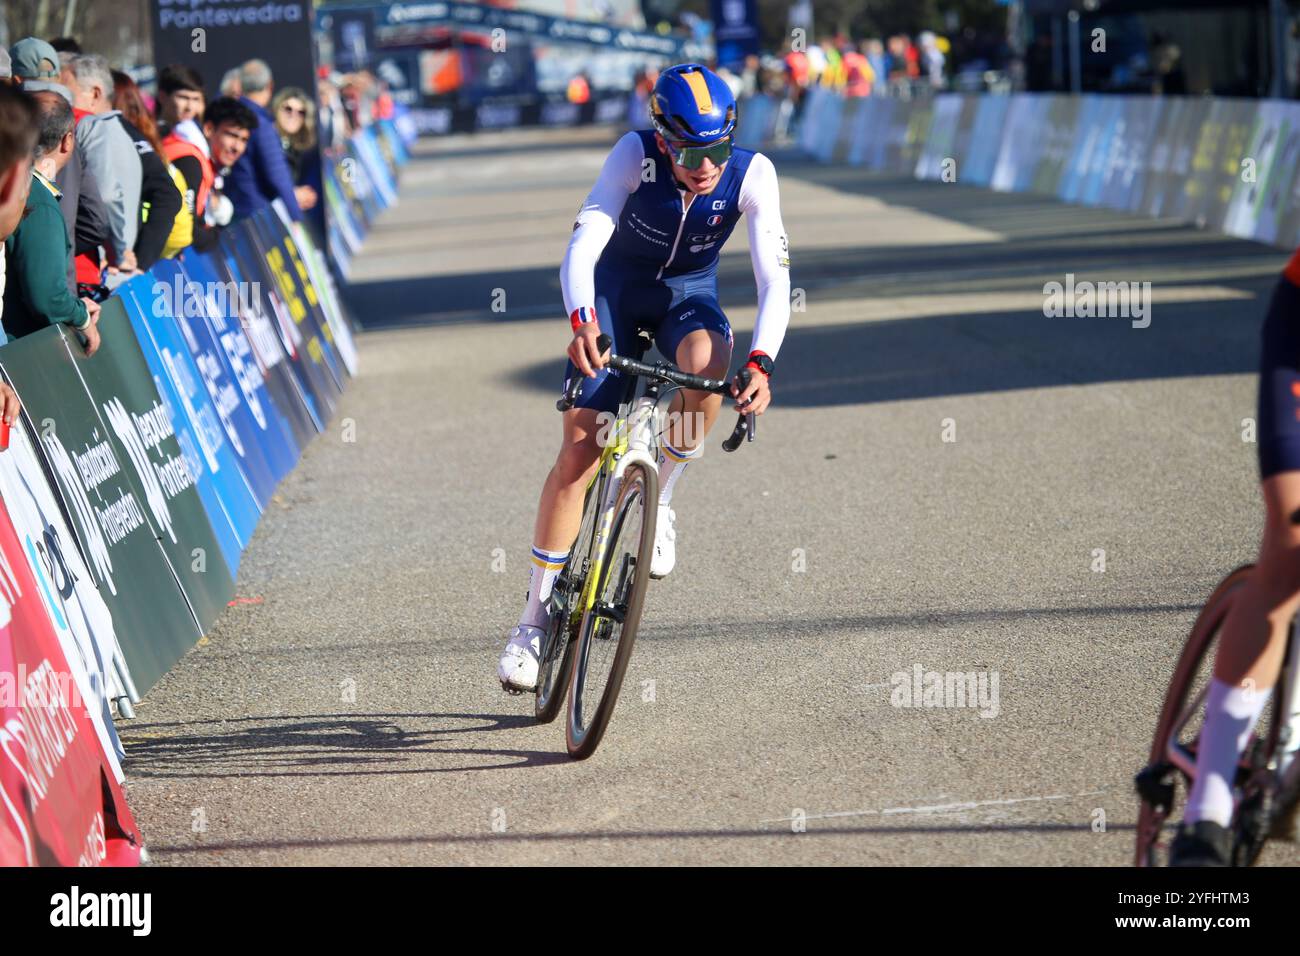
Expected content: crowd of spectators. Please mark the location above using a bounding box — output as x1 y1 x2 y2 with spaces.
0 37 342 364
623 30 977 146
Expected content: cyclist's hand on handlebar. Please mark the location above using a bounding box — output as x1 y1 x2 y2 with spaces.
731 367 771 415
568 324 607 379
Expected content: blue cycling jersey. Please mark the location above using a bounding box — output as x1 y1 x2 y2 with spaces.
601 130 756 280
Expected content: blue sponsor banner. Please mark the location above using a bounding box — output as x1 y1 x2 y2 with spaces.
118 276 253 577
963 96 1011 187
1097 97 1160 213
179 251 314 462
221 224 343 424
147 259 281 506
171 255 302 484
195 248 323 445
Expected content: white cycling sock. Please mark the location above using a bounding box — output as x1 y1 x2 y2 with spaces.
518 546 569 630
658 440 700 506
1185 678 1269 827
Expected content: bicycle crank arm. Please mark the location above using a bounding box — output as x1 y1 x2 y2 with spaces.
591 601 627 625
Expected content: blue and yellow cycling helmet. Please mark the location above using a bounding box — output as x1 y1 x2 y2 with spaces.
649 63 737 145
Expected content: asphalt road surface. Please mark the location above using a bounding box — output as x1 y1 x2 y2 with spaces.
123 125 1300 865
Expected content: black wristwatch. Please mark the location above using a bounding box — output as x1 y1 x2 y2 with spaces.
745 352 774 378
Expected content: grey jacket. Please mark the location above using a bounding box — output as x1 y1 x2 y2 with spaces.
54 144 109 292
74 109 141 262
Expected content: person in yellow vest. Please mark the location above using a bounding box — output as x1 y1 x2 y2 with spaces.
163 97 257 254
819 39 845 89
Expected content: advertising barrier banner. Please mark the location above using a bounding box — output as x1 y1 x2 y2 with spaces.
0 418 134 778
0 328 202 694
119 274 263 571
221 226 343 428
147 258 281 510
0 494 143 866
246 211 349 394
70 298 236 632
185 250 322 447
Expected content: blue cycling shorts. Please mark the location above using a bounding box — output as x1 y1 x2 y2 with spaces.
562 263 734 415
1258 275 1300 479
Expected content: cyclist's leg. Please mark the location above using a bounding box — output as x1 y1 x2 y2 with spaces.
516 273 655 629
653 292 733 506
1183 276 1300 831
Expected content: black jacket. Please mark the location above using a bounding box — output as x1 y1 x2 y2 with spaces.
115 116 180 270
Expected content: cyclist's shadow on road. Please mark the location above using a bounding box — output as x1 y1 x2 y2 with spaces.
120 712 572 778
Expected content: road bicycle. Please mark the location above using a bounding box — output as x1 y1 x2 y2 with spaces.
1134 564 1300 865
534 331 755 759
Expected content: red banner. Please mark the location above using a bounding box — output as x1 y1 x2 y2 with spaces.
0 497 142 866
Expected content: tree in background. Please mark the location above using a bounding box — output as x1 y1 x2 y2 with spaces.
0 0 150 72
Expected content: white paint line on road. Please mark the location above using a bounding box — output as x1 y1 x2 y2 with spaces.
758 790 1108 826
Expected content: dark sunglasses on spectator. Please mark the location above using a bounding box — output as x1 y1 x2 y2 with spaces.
280 104 306 116
665 137 732 170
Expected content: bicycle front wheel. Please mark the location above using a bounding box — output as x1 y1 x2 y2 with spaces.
565 461 658 760
536 476 604 724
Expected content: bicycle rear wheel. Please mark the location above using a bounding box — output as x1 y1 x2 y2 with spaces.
1133 565 1284 866
565 461 657 760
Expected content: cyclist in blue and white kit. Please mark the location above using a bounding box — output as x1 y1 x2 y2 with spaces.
498 64 792 691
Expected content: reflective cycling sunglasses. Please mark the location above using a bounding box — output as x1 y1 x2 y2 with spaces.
665 136 733 170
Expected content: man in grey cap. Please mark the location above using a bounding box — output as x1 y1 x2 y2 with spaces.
9 38 110 292
10 37 63 94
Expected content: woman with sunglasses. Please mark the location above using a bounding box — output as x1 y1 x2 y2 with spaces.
498 62 792 693
271 87 317 212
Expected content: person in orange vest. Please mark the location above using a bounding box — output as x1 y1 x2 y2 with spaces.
162 96 257 253
566 71 591 105
842 42 874 97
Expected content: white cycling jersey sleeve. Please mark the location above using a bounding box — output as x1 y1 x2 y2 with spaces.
737 152 791 361
560 131 644 318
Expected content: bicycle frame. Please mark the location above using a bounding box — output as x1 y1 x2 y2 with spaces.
576 391 664 617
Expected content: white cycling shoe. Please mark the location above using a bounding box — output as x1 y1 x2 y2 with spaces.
498 624 545 693
650 505 676 579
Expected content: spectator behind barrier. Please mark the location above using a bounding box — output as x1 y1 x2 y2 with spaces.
220 68 242 99
8 43 109 298
59 51 142 275
0 84 37 422
156 63 205 141
164 96 254 253
157 66 214 175
271 86 318 213
29 88 110 297
226 58 301 222
111 70 186 266
3 89 101 355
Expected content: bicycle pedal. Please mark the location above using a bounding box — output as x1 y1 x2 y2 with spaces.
499 680 526 697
